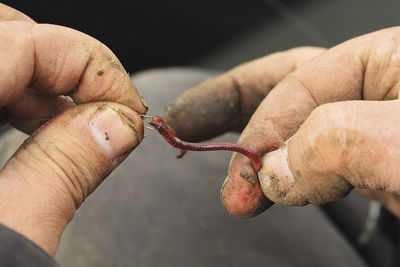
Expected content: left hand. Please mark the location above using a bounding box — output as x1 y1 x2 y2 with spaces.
0 4 147 255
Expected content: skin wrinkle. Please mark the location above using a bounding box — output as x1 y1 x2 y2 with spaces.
83 66 127 108
357 53 366 101
29 23 42 90
290 112 348 203
361 37 400 100
87 76 113 103
0 4 148 255
281 100 400 207
380 70 400 101
0 22 34 107
55 147 86 207
70 55 92 103
6 16 400 254
230 49 312 129
30 138 84 210
25 105 116 210
345 131 393 192
385 80 400 100
52 53 71 94
262 108 300 143
263 120 286 146
109 74 130 102
28 23 38 91
10 139 79 215
230 75 258 128
344 41 366 91
26 24 147 115
291 73 320 107
270 36 400 206
51 138 97 201
260 57 366 204
229 75 245 130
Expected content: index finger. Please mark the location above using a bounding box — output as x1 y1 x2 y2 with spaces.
223 27 400 218
164 47 325 141
0 21 148 115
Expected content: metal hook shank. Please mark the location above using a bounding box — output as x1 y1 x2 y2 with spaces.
140 114 154 119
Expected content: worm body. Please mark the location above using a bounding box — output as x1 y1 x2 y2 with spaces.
148 116 262 172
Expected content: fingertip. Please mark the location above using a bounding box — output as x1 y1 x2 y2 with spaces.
220 154 273 218
258 145 295 202
28 24 148 115
0 102 144 255
163 74 241 141
89 106 143 160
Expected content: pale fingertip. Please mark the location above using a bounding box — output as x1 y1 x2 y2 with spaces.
89 108 142 159
258 145 295 200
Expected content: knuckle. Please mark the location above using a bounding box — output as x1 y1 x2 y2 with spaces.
309 103 348 137
303 103 350 173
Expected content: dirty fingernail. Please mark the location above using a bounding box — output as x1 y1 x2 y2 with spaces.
89 108 141 159
258 145 294 199
140 95 149 110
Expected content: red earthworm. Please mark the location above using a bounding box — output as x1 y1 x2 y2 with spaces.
147 116 262 172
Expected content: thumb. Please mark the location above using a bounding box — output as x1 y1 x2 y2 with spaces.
258 100 400 208
0 102 143 255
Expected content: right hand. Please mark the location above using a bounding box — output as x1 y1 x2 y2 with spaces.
164 28 400 218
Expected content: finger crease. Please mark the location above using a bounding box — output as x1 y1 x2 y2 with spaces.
293 75 320 107
382 82 398 100
29 24 38 88
53 145 88 203
230 75 245 129
70 54 94 103
30 138 83 210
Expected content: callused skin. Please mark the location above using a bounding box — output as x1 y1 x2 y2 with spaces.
0 3 147 256
165 28 400 219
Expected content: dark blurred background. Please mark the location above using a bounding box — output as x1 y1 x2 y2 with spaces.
4 0 294 71
6 0 400 72
3 1 400 266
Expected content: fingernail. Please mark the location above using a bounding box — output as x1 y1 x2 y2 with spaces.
89 108 141 159
140 95 149 110
258 145 294 199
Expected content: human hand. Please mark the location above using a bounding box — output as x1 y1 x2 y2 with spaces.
0 4 147 255
164 27 400 219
